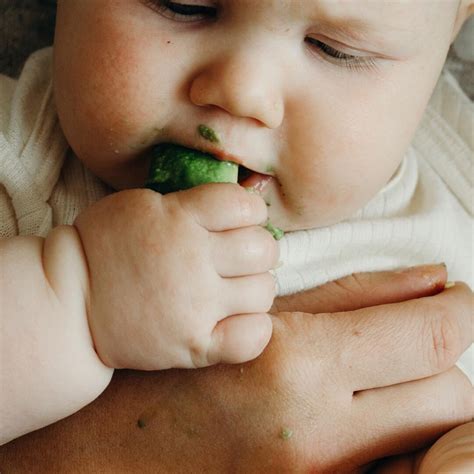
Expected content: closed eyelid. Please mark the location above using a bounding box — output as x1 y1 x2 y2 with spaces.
308 35 376 57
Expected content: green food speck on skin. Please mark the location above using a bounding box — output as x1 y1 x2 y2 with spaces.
280 427 293 440
137 419 146 429
265 220 284 240
198 124 220 143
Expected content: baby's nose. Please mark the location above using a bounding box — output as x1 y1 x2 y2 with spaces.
189 48 284 129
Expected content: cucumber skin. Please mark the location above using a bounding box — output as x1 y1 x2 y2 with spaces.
146 143 238 194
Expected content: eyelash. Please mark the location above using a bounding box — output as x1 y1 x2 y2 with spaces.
145 1 378 72
145 0 217 22
305 38 378 72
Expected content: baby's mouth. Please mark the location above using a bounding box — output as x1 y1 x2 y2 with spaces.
238 165 253 183
206 148 273 192
191 144 274 193
237 166 273 193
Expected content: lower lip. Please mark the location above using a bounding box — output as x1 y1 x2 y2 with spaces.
240 172 273 193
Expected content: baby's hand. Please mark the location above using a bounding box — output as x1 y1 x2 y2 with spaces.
74 184 277 370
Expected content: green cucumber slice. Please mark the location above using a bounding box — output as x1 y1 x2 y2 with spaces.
146 143 238 194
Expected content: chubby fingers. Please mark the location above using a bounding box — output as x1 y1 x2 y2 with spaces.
211 225 280 277
186 273 276 367
201 273 276 365
175 183 268 231
207 313 273 365
338 282 473 391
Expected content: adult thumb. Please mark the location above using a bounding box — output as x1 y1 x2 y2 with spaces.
271 264 448 315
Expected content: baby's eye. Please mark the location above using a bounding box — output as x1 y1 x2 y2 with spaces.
145 0 217 22
305 37 377 72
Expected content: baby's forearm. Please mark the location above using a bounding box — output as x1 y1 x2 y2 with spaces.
0 226 113 445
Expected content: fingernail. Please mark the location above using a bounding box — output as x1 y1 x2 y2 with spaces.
438 262 447 268
399 264 440 273
397 264 446 289
444 281 455 289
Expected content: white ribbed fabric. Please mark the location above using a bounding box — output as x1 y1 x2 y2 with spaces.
1 47 472 379
275 82 473 295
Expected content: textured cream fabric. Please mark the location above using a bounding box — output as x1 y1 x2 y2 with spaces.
275 72 473 295
1 47 472 378
0 48 111 239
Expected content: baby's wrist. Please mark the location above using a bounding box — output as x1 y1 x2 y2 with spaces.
44 225 91 312
44 225 110 373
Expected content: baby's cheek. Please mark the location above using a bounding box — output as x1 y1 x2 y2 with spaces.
56 10 173 157
279 121 389 227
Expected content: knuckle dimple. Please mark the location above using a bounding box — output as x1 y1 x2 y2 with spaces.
426 307 462 372
188 334 210 368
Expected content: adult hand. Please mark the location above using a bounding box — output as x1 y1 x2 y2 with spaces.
0 265 472 473
250 265 473 471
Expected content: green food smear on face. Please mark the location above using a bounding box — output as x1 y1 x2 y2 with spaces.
146 143 238 194
265 220 284 240
197 124 220 143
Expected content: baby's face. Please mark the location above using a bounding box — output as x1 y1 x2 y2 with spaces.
54 0 461 231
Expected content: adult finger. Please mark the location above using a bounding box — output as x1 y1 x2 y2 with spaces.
211 226 279 277
174 183 268 231
337 282 473 391
271 264 447 314
352 367 473 467
367 450 428 474
417 421 474 474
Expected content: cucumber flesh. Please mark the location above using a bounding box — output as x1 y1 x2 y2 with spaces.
146 143 238 194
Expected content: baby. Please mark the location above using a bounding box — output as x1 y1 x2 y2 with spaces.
1 0 472 469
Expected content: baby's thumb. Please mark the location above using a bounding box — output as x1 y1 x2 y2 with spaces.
207 313 273 365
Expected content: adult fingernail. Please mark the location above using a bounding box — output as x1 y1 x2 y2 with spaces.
397 264 446 289
399 264 443 273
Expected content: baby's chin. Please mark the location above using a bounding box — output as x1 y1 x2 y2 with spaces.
258 178 352 232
